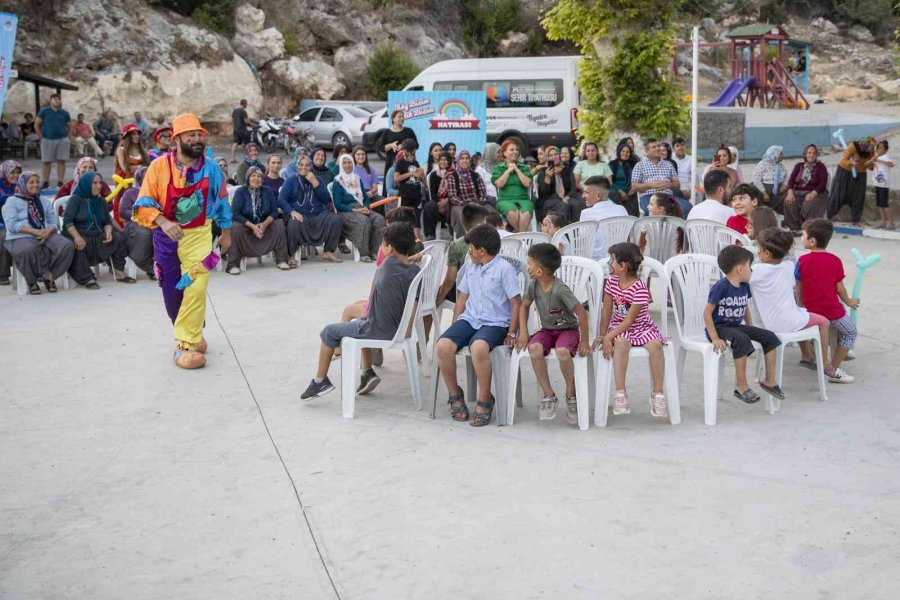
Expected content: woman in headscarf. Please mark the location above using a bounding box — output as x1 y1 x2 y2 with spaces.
262 154 284 196
118 166 155 280
436 149 488 238
492 139 533 232
608 140 638 216
310 146 335 186
0 159 22 285
55 156 112 200
226 166 290 273
216 157 239 186
331 154 386 262
327 143 350 176
477 142 500 207
277 156 343 263
422 151 451 239
281 146 309 180
752 145 788 212
1 171 74 294
783 144 829 233
235 142 264 186
827 137 877 226
727 145 744 183
64 172 132 289
148 126 173 161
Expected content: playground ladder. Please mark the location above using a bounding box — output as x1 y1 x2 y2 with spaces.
766 59 809 110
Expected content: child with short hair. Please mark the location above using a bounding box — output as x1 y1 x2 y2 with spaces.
435 224 522 427
704 245 785 403
301 223 421 400
594 242 671 417
873 140 894 230
485 210 511 238
638 192 684 255
751 228 832 379
795 218 859 383
393 138 426 237
540 210 571 255
746 205 779 241
436 203 489 306
516 243 590 423
727 183 762 235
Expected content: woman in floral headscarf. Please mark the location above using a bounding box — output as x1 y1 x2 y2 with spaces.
55 156 112 200
331 153 385 262
0 159 22 285
1 171 74 294
783 144 829 233
226 165 290 273
827 137 877 226
752 145 788 212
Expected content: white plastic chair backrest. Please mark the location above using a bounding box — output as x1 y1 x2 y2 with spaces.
664 254 722 342
327 181 334 201
53 195 71 220
632 216 686 264
507 231 551 255
556 256 605 338
594 216 637 258
715 227 751 252
391 254 431 344
499 237 524 261
684 219 726 255
551 221 598 259
419 241 448 312
499 254 530 296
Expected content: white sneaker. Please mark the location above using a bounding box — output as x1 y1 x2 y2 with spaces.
565 396 578 424
227 266 241 275
538 395 558 421
650 393 669 419
827 368 855 383
613 392 630 415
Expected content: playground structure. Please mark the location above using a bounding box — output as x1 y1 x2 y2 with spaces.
673 24 810 110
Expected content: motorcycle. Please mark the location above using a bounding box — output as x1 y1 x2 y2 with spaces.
283 121 315 155
253 116 285 153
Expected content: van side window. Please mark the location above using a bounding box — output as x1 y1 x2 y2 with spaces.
434 79 563 108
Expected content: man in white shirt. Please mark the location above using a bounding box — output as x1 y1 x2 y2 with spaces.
687 170 736 224
673 137 693 193
579 176 627 259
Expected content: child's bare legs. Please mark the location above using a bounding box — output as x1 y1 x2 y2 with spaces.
612 337 632 391
341 300 367 322
528 343 554 397
470 340 493 405
831 344 851 371
436 338 461 397
798 321 831 367
761 349 778 387
733 355 749 391
316 343 336 379
645 339 664 394
555 347 576 398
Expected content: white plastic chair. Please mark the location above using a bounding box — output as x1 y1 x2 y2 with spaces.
550 221 598 259
716 227 751 250
499 237 524 262
593 215 636 258
594 257 682 426
684 219 743 255
10 256 71 295
415 240 450 378
507 231 550 255
340 255 431 418
506 256 603 430
631 216 686 265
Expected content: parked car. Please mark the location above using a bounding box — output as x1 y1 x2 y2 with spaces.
291 104 372 150
363 107 390 160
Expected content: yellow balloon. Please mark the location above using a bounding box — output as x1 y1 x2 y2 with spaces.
105 173 135 202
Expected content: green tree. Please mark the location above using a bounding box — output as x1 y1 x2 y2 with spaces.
460 0 523 56
367 42 420 101
542 0 689 142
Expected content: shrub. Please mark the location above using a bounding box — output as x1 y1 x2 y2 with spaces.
149 0 234 36
460 0 522 57
831 0 896 37
367 42 420 101
282 28 301 56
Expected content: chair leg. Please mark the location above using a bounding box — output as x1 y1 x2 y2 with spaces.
491 348 510 426
403 340 422 411
662 345 681 425
506 351 523 425
431 349 443 418
812 337 828 402
703 351 720 425
515 372 523 407
415 318 430 378
340 341 357 419
465 357 477 406
676 346 687 394
594 354 612 427
573 356 589 431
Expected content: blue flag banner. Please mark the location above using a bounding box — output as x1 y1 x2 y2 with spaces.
388 90 487 166
0 13 18 118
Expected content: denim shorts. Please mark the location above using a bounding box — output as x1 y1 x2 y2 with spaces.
441 319 508 351
320 320 369 349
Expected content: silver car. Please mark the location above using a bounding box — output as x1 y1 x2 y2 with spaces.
291 105 372 149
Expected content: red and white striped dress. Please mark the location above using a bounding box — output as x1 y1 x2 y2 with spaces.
605 275 667 346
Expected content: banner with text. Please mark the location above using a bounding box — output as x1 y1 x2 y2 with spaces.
0 13 18 118
388 90 487 166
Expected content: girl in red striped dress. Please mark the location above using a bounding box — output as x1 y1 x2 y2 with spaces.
594 242 669 418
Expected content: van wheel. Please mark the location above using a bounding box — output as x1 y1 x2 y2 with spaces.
501 134 527 156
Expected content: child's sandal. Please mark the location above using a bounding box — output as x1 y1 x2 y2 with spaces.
734 388 761 404
448 389 468 421
469 395 495 427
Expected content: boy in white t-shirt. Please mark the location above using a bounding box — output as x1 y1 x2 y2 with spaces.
874 140 894 231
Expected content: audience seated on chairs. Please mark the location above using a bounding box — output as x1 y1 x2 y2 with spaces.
594 242 670 418
262 155 284 196
300 223 421 400
436 204 489 307
311 146 335 186
332 153 386 263
63 172 132 289
1 171 74 294
278 157 343 264
118 166 156 280
637 193 684 255
752 145 788 213
783 144 829 233
235 143 264 186
227 166 290 274
486 210 510 239
516 243 590 424
726 183 761 235
55 157 112 200
0 160 23 286
578 176 627 259
352 145 382 211
435 224 523 427
688 170 736 224
492 140 533 233
215 156 238 186
425 150 487 240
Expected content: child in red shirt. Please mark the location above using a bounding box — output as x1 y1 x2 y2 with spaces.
727 183 761 235
794 218 859 383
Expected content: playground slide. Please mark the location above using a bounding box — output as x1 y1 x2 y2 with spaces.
708 77 755 107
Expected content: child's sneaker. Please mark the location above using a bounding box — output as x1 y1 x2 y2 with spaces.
301 376 335 399
650 393 668 419
613 391 630 415
826 367 855 383
357 368 381 395
565 396 578 424
538 395 558 421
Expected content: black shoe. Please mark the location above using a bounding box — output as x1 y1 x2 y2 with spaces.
28 282 42 295
301 376 335 400
43 279 57 293
357 369 381 395
41 181 49 190
0 277 9 286
338 243 351 254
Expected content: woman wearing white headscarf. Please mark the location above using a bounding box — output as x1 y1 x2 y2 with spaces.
753 145 788 212
476 142 500 207
727 145 744 183
331 153 385 262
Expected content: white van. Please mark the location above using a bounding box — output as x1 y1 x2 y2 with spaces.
362 56 581 157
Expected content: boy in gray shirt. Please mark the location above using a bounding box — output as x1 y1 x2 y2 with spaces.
302 223 421 399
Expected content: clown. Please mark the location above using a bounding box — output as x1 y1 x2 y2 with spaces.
132 113 232 369
148 126 174 162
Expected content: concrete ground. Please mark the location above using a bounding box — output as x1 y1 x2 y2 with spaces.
1 230 899 599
